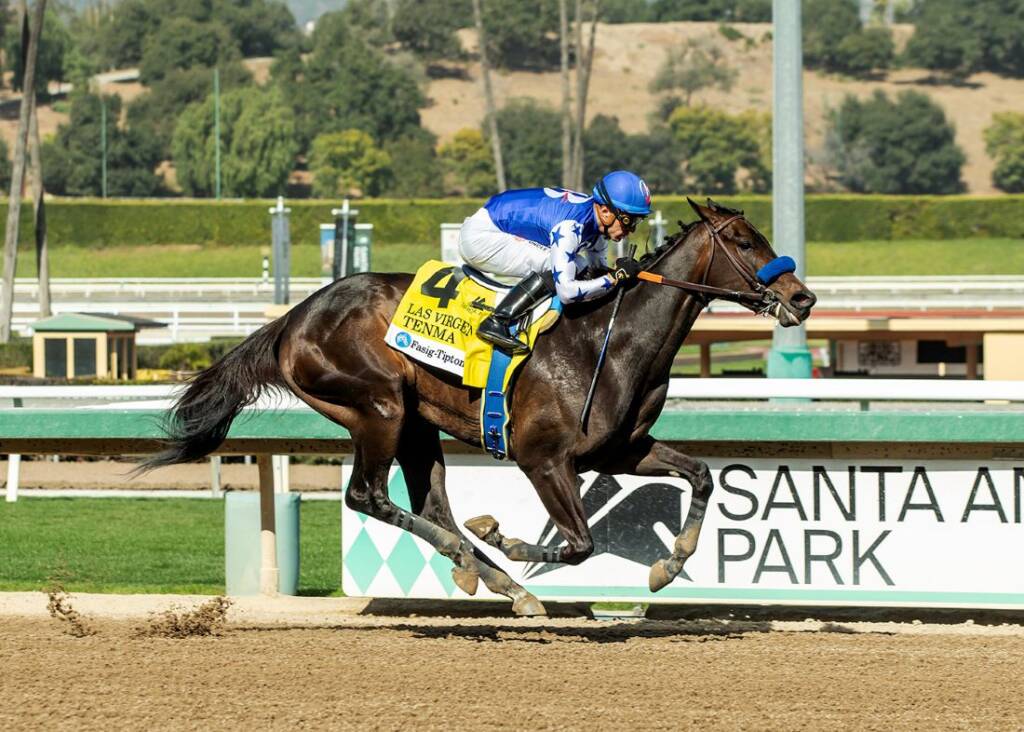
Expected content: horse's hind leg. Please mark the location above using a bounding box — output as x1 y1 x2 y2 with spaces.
345 435 482 595
601 436 713 592
288 385 482 592
397 418 546 616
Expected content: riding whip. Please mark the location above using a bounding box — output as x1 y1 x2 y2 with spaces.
579 243 637 431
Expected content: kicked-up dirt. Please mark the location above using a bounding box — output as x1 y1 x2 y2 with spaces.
1 592 1023 730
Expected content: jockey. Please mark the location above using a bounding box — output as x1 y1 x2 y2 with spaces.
460 170 651 354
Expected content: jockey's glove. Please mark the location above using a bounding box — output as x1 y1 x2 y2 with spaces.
613 257 642 282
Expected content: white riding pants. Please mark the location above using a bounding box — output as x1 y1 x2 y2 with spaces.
458 207 550 278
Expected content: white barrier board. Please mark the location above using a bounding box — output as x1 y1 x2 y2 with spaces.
341 455 1024 608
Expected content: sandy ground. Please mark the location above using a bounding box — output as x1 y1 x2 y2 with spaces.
1 458 341 492
2 591 1024 730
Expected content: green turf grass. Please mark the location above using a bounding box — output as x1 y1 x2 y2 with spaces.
0 497 342 596
10 238 1024 278
12 243 436 278
805 238 1024 276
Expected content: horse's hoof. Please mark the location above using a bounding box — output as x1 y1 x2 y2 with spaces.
649 559 674 593
464 515 498 541
451 567 479 596
512 594 547 617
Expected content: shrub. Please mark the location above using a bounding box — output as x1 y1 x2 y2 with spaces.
903 0 1024 79
826 91 965 194
158 343 212 371
985 112 1024 193
667 106 770 194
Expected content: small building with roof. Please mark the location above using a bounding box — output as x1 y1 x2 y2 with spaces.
30 313 166 380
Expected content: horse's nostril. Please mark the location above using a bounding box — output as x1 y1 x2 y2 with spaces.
790 291 816 310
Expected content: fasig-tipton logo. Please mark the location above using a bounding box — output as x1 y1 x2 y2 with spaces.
395 331 413 348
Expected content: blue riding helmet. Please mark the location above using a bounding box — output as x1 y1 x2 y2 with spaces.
592 170 652 216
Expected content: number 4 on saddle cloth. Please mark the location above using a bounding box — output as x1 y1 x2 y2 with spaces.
384 260 562 460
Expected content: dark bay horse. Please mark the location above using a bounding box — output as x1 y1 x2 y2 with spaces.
142 198 815 615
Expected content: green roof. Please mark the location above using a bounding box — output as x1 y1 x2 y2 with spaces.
31 313 138 333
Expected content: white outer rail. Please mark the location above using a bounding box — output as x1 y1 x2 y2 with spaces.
4 379 1024 403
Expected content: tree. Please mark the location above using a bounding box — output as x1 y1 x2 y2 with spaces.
482 0 560 70
392 0 468 61
834 26 894 77
128 63 252 159
310 129 392 198
826 91 965 194
274 13 426 151
471 0 505 190
382 132 444 198
215 0 299 57
336 0 395 49
985 112 1024 193
1 0 43 344
651 0 769 21
94 0 155 68
581 115 689 195
42 92 165 196
172 87 299 197
650 37 738 108
802 0 894 77
492 98 562 188
5 5 71 97
0 139 10 190
138 18 241 85
438 128 495 196
98 0 297 70
803 0 857 71
667 105 768 194
904 0 1024 79
601 0 654 22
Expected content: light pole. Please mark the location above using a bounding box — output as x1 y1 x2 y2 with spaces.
214 66 221 200
100 96 107 198
767 0 813 379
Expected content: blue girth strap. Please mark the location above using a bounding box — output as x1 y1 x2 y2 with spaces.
480 298 562 461
482 330 515 460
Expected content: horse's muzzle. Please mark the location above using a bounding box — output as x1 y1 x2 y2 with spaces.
777 288 816 326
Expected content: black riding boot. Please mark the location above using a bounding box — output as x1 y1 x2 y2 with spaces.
477 271 555 355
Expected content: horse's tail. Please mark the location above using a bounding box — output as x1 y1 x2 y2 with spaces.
138 315 291 471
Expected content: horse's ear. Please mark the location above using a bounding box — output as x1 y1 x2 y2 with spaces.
687 197 709 221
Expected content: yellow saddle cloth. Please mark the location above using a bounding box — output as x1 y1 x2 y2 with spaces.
385 260 560 389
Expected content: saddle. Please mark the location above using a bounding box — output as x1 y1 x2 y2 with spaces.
385 260 562 459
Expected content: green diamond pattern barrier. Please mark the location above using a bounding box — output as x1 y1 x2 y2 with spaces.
388 532 427 594
428 552 457 597
347 527 384 593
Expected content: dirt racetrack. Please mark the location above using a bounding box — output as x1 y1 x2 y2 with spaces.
2 594 1024 730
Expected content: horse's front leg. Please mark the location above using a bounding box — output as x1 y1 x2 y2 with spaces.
599 436 714 592
465 458 594 566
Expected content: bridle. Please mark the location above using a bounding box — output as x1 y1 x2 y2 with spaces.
637 214 791 316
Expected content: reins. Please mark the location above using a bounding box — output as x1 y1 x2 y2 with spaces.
635 214 780 314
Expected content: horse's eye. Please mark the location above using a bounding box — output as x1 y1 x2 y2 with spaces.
737 239 753 250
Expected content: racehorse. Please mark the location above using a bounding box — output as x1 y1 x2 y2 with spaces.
141 198 816 616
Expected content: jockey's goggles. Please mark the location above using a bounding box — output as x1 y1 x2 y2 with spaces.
614 210 646 233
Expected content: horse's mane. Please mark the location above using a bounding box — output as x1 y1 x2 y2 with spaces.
638 219 700 268
637 200 745 268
